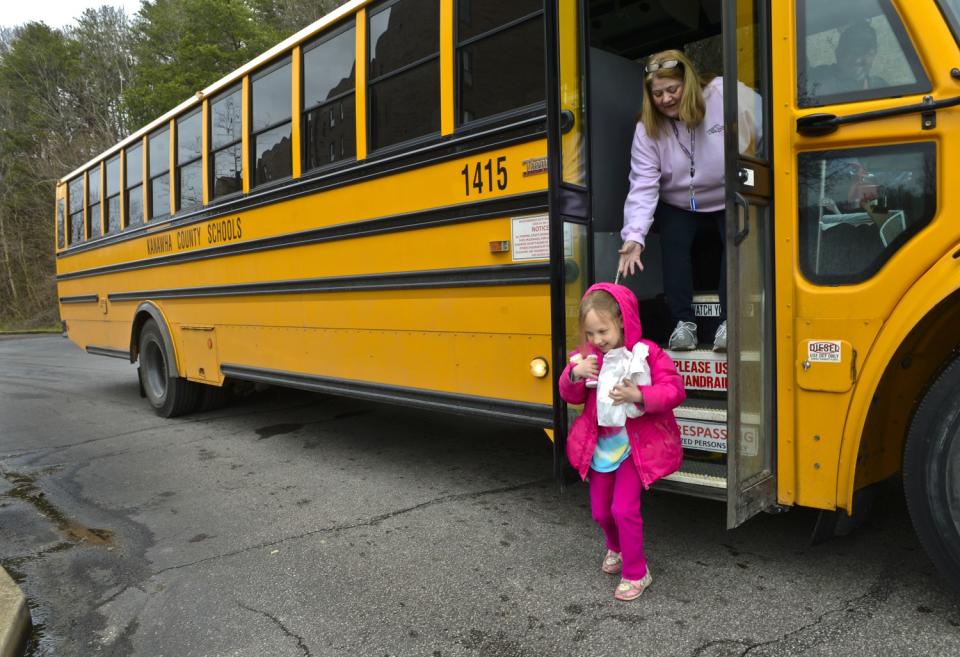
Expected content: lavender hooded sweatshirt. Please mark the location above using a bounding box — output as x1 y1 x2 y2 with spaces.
621 77 726 248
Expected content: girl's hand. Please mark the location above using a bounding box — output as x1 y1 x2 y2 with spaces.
610 378 643 405
617 241 644 277
571 354 598 381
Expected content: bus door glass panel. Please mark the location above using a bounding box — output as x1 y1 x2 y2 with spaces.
56 198 65 250
725 0 776 528
797 0 929 108
546 0 590 481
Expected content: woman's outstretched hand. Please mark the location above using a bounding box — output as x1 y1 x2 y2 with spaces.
617 241 644 277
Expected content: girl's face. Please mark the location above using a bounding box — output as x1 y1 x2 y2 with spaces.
650 76 684 119
583 309 623 354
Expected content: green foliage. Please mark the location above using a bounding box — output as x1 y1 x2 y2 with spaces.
124 0 279 128
0 0 349 328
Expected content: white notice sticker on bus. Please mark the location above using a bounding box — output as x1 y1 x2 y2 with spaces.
678 417 727 453
512 215 550 261
808 340 842 362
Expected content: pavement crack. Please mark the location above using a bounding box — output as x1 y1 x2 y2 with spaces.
151 478 550 577
728 571 896 657
238 602 312 657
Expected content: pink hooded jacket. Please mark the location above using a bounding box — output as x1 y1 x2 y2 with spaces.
559 283 686 486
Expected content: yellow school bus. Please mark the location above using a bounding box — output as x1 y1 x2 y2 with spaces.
54 0 960 591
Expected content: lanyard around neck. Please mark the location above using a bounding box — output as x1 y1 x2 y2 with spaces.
671 120 698 210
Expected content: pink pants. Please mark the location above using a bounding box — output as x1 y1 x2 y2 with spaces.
589 457 648 580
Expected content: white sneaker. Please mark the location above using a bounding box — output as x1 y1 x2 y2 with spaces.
713 320 727 352
668 321 697 351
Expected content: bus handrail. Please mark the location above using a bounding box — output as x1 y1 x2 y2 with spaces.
796 94 960 136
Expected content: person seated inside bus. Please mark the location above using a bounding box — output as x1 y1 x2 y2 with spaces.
806 22 888 99
616 50 728 353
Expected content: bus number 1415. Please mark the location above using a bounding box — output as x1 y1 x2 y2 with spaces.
461 157 507 196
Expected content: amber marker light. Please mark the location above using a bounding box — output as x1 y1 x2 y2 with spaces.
489 240 510 253
529 357 549 378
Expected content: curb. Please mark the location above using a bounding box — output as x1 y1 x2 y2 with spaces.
0 567 29 657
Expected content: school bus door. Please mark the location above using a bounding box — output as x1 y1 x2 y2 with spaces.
545 0 592 485
724 0 778 527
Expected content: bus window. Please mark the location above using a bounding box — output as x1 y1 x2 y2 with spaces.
303 25 356 171
177 109 203 212
126 142 144 228
456 1 545 126
68 176 84 244
251 57 292 187
87 167 102 240
798 143 936 284
210 84 243 199
149 126 171 220
105 155 120 234
797 0 929 108
368 0 440 150
56 198 65 250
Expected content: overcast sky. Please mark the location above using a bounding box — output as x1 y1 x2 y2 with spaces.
0 0 144 29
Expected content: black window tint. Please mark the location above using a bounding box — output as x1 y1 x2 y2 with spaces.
210 85 242 199
177 110 203 212
68 176 84 244
458 12 544 124
252 59 292 187
178 111 202 162
178 161 203 211
57 198 65 249
252 59 291 132
370 59 440 150
368 0 441 151
126 142 143 227
105 156 120 234
213 144 243 198
369 0 440 78
303 26 357 171
127 187 143 228
798 143 936 284
303 28 355 107
304 96 357 170
211 86 242 149
149 127 171 219
253 124 292 185
457 0 542 40
87 169 101 239
797 0 930 107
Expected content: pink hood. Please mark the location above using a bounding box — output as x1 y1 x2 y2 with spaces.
559 283 686 486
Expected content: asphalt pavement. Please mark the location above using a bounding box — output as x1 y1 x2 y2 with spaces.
1 334 958 657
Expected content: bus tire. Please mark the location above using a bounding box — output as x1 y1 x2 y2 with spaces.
138 320 200 418
903 355 960 592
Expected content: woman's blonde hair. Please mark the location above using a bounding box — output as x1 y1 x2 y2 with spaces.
639 49 708 139
578 290 622 351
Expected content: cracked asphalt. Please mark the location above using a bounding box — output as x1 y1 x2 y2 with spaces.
1 334 959 657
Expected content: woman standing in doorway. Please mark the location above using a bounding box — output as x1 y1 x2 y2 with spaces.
617 49 727 352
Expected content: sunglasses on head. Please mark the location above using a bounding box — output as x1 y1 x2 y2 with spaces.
645 59 681 73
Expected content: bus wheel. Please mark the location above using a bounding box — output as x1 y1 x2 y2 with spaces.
138 320 200 418
904 355 960 592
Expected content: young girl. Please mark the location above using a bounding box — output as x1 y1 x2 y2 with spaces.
559 283 686 601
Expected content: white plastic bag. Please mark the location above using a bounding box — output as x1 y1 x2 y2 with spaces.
596 343 651 427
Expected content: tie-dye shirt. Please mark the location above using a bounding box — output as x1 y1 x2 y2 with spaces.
590 426 631 472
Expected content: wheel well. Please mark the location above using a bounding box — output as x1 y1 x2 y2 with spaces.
129 304 180 378
855 289 960 490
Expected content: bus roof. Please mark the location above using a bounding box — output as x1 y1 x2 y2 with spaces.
60 0 371 184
